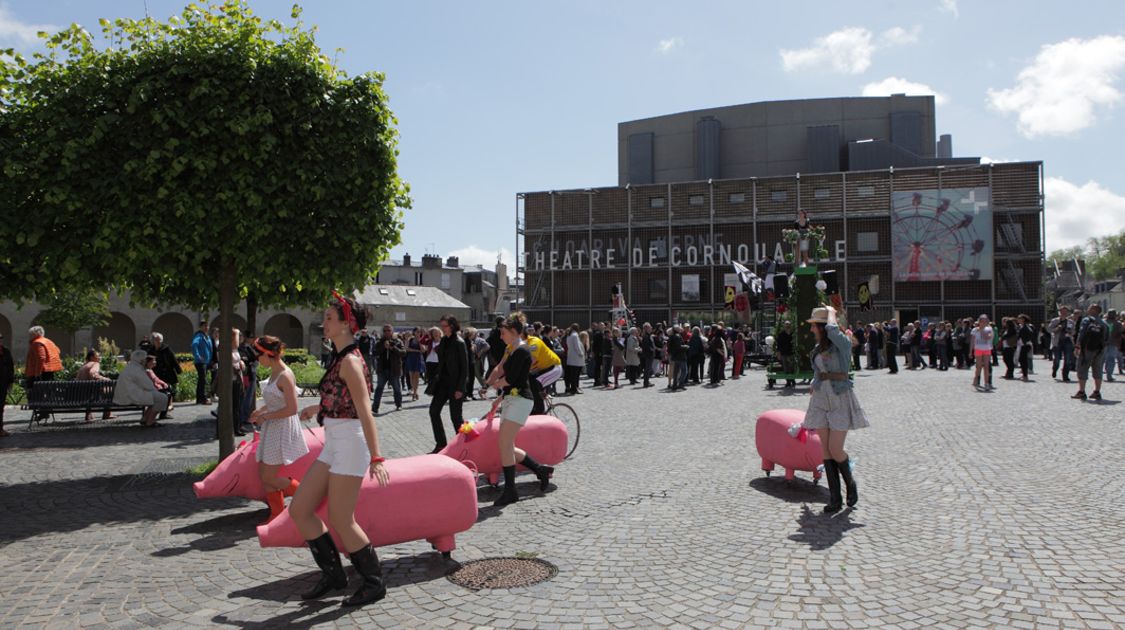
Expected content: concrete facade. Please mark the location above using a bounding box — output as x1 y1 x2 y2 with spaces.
374 254 465 301
618 95 975 185
354 285 471 331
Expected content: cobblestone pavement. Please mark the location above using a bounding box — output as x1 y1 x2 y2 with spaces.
2 363 1123 629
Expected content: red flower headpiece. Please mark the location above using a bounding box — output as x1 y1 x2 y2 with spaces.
253 340 278 358
331 290 360 334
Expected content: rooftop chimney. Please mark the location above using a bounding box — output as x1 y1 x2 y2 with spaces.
421 254 441 269
402 253 411 267
446 256 460 268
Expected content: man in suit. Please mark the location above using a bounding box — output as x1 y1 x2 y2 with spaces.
372 324 405 414
427 315 468 452
639 323 655 387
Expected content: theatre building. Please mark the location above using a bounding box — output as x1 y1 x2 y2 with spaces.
516 96 1045 327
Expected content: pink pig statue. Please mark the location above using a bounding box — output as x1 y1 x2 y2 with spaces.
257 454 478 557
440 413 567 485
755 409 823 483
193 426 326 502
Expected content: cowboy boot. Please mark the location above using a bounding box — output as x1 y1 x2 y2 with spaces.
494 465 519 506
823 459 842 514
837 458 858 507
261 490 285 525
342 544 387 607
519 453 554 491
301 532 348 600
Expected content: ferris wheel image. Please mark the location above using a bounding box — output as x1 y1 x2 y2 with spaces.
891 188 992 282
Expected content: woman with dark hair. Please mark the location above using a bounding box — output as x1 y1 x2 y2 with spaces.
1001 317 1019 379
1017 314 1035 381
426 314 467 452
289 293 390 606
248 335 307 524
489 312 556 506
405 328 424 401
801 305 869 513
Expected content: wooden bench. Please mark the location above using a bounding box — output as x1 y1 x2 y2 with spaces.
23 380 148 430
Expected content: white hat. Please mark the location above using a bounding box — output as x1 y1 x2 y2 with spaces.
807 307 830 324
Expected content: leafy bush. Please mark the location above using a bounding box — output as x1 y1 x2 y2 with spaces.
283 348 312 365
175 352 194 363
174 372 198 403
5 382 25 405
293 363 325 384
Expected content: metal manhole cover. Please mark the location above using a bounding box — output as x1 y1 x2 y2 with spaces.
446 557 558 590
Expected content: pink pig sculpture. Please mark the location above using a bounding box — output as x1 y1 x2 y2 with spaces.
257 454 478 557
755 409 824 483
440 413 568 485
193 427 326 502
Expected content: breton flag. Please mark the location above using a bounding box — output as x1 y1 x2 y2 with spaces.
732 261 762 295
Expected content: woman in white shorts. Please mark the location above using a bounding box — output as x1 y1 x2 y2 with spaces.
248 335 308 524
802 305 869 514
288 294 390 607
489 312 555 506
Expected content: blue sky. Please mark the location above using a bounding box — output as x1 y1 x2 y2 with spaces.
4 1 1124 269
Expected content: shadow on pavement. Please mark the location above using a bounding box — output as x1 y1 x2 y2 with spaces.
152 510 262 557
748 475 825 503
475 480 555 524
787 505 865 551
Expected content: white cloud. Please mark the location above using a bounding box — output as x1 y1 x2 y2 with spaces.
938 0 959 18
0 5 56 45
447 245 515 272
1044 176 1125 251
655 36 683 55
862 76 948 105
987 35 1125 138
780 26 921 75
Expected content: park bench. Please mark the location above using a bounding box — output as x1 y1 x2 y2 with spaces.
23 380 148 430
297 382 320 397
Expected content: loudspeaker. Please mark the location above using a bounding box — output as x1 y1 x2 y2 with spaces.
773 273 789 299
820 269 839 295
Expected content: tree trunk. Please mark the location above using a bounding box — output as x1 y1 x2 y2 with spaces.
246 293 258 337
218 260 237 460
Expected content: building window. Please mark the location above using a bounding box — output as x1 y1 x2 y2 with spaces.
648 278 668 302
857 185 875 197
406 289 417 296
728 192 745 204
650 197 666 209
856 232 879 253
770 190 787 202
689 194 705 206
814 188 830 200
378 288 389 295
441 273 451 290
415 272 422 286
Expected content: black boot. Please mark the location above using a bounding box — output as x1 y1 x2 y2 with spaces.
342 544 387 607
493 465 519 506
301 533 348 600
519 453 554 491
823 459 842 514
837 458 858 507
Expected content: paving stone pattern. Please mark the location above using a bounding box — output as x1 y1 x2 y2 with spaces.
1 365 1123 629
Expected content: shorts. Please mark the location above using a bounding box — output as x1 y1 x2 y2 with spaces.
500 396 534 426
1076 349 1105 381
316 418 370 477
974 349 992 358
535 364 563 388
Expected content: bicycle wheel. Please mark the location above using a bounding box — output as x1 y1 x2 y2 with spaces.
548 402 580 459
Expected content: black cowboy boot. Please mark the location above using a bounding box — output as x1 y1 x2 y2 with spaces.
301 532 348 600
823 459 842 514
837 458 858 507
519 453 554 491
493 465 519 506
342 544 387 607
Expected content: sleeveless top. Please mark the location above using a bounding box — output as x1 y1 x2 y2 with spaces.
317 344 369 423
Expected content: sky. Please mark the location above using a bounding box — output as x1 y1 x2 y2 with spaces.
3 0 1125 270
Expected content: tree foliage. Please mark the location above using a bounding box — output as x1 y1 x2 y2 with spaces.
36 289 111 334
1 1 410 457
1047 230 1125 281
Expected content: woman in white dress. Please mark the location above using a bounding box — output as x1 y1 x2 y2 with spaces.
248 335 309 524
802 305 869 513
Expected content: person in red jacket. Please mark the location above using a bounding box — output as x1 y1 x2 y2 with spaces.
25 326 63 423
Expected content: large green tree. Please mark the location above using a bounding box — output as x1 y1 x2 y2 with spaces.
1 1 409 458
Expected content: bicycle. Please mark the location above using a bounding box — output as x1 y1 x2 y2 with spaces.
542 390 580 460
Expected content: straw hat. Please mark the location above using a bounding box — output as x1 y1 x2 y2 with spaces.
807 307 831 324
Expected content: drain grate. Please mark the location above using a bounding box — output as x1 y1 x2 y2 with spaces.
446 557 558 590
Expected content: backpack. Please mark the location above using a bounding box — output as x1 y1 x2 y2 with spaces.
1082 318 1105 351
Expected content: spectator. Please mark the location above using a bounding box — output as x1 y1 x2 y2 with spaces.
775 320 796 388
468 327 490 396
610 326 626 389
688 326 704 384
564 324 586 394
1072 304 1107 401
639 323 655 388
423 327 441 385
151 332 182 419
884 319 900 374
590 322 606 387
237 333 258 431
668 325 688 390
851 322 865 371
0 332 15 437
971 315 994 391
76 350 116 423
404 328 425 401
25 326 63 423
1000 318 1019 380
732 332 747 379
371 324 405 414
1017 314 1035 381
486 317 505 380
1104 310 1121 382
113 350 169 428
356 328 378 382
426 315 467 452
191 321 214 405
625 327 641 385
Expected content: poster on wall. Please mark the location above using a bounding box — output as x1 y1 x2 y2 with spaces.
682 274 700 302
890 187 992 281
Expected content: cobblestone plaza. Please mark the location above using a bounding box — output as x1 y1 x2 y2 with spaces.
1 366 1122 629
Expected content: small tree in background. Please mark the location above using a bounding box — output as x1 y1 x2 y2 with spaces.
2 1 409 458
36 290 112 355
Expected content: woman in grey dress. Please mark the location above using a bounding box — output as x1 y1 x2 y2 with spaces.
802 305 869 513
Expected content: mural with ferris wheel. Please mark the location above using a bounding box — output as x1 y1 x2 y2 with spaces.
890 187 992 282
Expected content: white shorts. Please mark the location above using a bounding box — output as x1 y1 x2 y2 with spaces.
501 396 534 426
316 418 371 477
535 365 563 388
